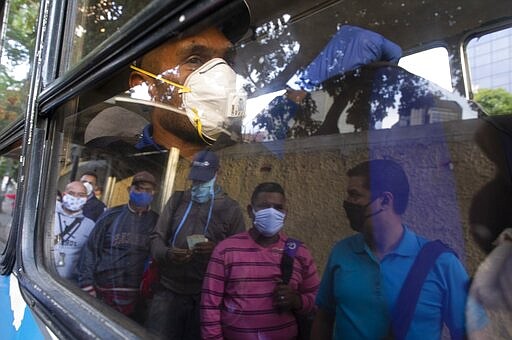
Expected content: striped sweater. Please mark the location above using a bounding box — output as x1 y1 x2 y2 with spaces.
201 231 320 340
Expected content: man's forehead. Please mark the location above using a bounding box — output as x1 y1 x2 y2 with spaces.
134 182 155 190
347 176 368 191
67 183 86 193
255 191 285 204
144 27 232 68
81 175 96 182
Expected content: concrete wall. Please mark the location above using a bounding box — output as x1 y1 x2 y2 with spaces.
171 118 493 275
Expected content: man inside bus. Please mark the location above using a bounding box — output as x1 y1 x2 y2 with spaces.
125 2 250 159
53 181 95 282
311 159 470 339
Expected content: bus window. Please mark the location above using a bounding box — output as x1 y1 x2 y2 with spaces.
37 0 512 338
64 1 151 70
0 0 40 130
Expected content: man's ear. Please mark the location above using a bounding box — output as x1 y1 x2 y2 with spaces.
247 204 254 219
381 192 393 207
130 71 158 100
129 71 150 88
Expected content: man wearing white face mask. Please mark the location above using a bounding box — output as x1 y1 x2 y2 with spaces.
53 181 95 281
125 1 250 159
148 150 245 339
201 182 320 340
79 171 106 222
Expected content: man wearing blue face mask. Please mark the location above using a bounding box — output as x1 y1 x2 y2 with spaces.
147 150 245 340
77 171 159 323
201 182 320 340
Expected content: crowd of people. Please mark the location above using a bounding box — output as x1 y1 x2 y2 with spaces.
52 9 509 339
52 153 499 339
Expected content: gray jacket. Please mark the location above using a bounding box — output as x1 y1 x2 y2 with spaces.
150 186 245 295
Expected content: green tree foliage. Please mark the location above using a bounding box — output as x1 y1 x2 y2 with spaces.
474 88 512 116
77 1 149 60
0 0 40 131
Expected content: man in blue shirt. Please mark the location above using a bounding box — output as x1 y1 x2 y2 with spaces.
311 159 469 339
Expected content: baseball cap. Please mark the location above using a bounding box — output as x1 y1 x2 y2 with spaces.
190 0 250 44
188 150 219 182
132 171 157 186
219 0 251 43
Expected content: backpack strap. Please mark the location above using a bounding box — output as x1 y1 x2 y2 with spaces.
280 238 302 284
391 240 456 340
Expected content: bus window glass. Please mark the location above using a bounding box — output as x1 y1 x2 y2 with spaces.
0 146 21 251
45 0 512 337
467 27 512 116
0 0 40 130
65 0 151 69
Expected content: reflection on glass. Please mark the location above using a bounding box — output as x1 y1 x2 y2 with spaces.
467 27 512 115
0 147 20 249
48 1 512 337
67 1 150 68
0 0 40 131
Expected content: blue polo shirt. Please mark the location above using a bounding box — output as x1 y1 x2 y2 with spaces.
316 226 468 339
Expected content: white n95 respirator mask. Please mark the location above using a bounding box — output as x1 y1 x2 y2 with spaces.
181 58 247 142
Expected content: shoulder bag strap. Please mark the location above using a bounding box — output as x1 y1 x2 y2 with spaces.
280 238 302 284
391 240 455 340
58 216 83 239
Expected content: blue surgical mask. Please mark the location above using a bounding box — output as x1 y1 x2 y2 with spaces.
129 190 154 207
252 207 286 237
191 177 216 203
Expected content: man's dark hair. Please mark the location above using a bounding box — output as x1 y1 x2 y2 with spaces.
251 182 285 204
80 171 98 180
347 159 409 214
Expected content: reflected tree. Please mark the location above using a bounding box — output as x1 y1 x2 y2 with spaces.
254 64 442 139
77 1 148 58
474 88 512 116
252 92 320 140
318 64 436 133
0 0 39 130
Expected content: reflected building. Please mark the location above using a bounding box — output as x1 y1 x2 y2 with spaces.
467 27 512 93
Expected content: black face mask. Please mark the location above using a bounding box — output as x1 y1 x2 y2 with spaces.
343 198 383 232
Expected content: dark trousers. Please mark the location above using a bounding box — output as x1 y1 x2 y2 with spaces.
145 289 201 340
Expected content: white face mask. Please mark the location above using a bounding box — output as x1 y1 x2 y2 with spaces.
252 207 286 237
82 182 93 197
62 194 87 212
181 58 247 141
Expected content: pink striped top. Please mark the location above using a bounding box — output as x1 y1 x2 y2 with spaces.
201 231 320 340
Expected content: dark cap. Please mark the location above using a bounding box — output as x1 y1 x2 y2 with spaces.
188 150 219 182
220 0 251 43
132 171 156 186
190 0 250 44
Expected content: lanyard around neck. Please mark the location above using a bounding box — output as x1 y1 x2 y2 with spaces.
57 213 82 244
171 192 215 247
